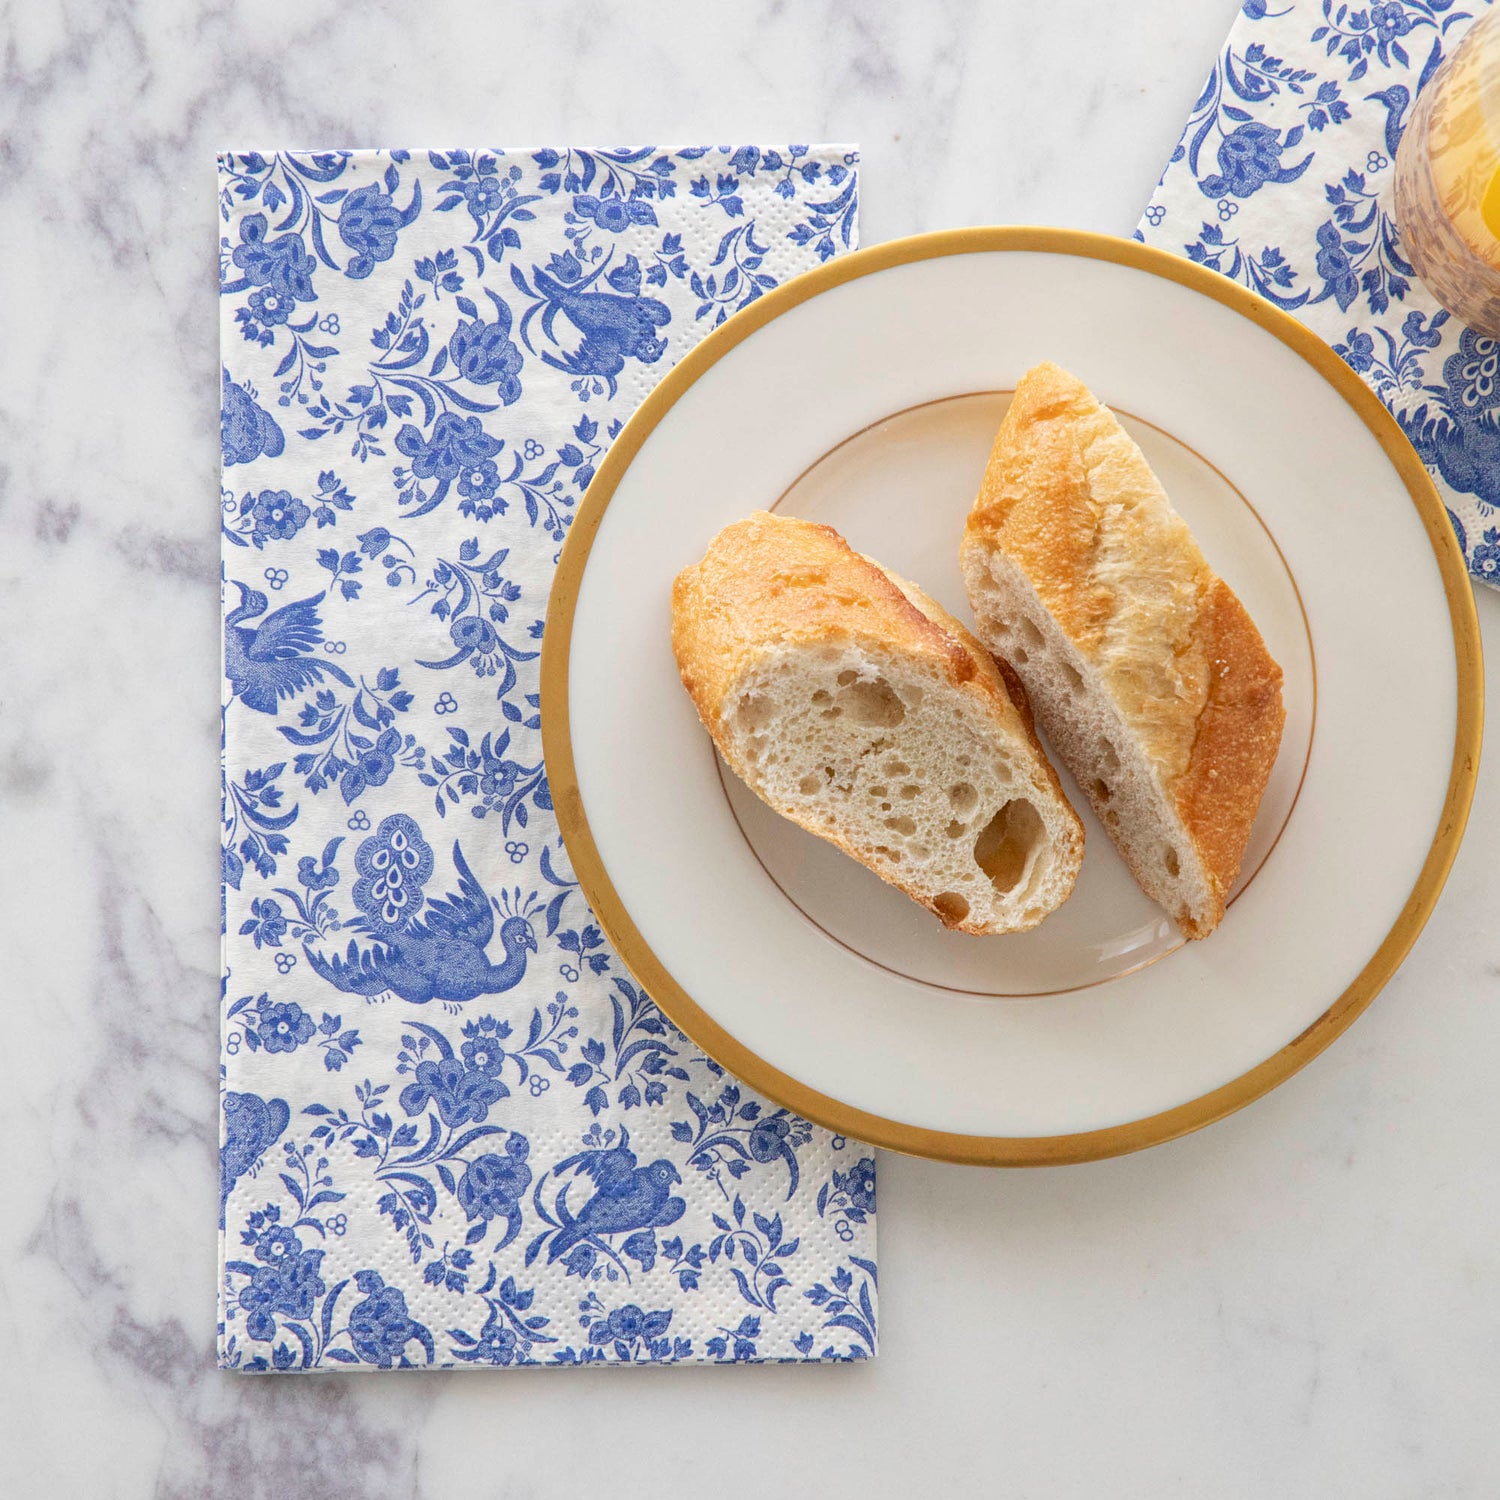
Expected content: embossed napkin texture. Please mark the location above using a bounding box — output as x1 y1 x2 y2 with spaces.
218 146 875 1371
1137 0 1498 588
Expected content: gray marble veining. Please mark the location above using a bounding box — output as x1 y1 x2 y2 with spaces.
5 0 1500 1494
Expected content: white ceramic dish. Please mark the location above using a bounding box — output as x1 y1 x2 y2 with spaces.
543 229 1480 1164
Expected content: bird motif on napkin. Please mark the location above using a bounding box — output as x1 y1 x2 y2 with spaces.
224 585 354 715
221 368 285 466
220 1091 290 1228
303 813 537 1006
513 252 670 396
1366 86 1411 161
543 1126 686 1263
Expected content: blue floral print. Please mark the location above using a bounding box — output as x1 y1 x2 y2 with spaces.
225 992 361 1069
247 489 310 544
1200 120 1313 199
219 146 873 1371
447 289 526 400
338 168 422 280
396 413 506 517
456 1140 533 1236
242 1223 326 1331
227 212 320 308
258 1000 316 1053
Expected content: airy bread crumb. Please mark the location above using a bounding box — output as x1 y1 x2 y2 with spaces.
673 512 1084 935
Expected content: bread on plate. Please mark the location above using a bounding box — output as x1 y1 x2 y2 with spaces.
960 362 1285 939
672 511 1085 935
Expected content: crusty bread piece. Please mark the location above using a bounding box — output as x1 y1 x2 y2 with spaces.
672 512 1084 934
960 362 1285 939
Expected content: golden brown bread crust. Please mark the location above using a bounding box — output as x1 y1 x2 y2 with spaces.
967 367 1109 652
969 362 1212 778
1173 578 1287 936
672 512 976 728
671 511 1082 932
962 362 1285 937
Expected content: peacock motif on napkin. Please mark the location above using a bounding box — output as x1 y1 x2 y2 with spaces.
302 813 537 1006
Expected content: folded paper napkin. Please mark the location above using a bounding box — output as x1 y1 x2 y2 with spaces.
218 146 875 1371
1137 0 1498 588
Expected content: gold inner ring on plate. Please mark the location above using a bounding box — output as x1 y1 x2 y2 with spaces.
706 389 1319 1000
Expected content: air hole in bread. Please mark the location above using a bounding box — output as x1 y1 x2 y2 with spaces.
1091 778 1112 804
1061 662 1085 694
811 690 832 706
884 815 917 836
868 785 888 799
933 892 969 924
874 845 902 864
1017 618 1044 650
945 820 967 839
1100 741 1120 774
909 844 929 861
884 759 911 777
974 799 1043 896
880 802 892 812
836 676 906 727
1164 847 1180 878
798 774 822 796
1104 809 1120 829
902 685 925 708
837 669 859 686
820 706 843 719
948 782 978 817
733 693 776 734
899 784 920 800
1011 646 1029 665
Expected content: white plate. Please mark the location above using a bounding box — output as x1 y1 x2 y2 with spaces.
543 230 1481 1164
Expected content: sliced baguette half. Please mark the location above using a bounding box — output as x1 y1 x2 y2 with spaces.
672 511 1084 934
960 362 1285 939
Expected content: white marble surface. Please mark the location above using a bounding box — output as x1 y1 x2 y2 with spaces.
3 0 1499 1493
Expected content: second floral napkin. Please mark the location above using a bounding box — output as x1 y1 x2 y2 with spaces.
1137 0 1498 587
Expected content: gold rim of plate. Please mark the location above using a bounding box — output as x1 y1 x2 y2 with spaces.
540 227 1484 1168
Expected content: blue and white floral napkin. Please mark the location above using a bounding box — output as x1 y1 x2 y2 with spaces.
218 146 875 1371
1138 0 1499 588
